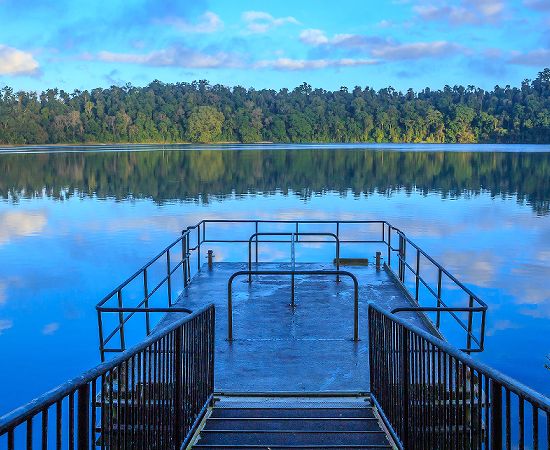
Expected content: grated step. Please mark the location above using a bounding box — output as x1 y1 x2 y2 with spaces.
210 408 376 419
203 418 382 432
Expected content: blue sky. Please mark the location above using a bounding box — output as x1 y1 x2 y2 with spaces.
0 0 549 92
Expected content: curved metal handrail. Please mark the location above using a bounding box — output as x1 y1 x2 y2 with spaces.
227 269 359 342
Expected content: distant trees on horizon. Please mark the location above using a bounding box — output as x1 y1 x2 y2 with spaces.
1 68 549 145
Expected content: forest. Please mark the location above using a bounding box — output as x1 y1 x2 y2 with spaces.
0 69 549 145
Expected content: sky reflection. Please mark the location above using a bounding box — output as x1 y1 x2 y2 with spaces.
0 146 549 415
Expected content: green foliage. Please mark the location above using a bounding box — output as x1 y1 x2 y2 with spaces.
1 69 550 144
186 106 224 143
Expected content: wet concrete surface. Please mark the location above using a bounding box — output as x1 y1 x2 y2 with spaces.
161 262 432 393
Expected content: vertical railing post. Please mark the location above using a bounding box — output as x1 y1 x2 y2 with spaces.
227 278 233 341
401 327 411 449
255 221 259 264
117 290 125 351
173 327 183 445
248 237 253 283
466 295 474 353
77 384 90 450
167 249 172 307
415 248 420 302
144 268 151 335
182 235 188 288
387 226 392 267
436 268 442 328
197 226 201 272
490 380 503 449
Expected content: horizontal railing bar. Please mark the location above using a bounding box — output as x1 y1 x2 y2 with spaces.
0 304 214 434
98 307 192 313
202 239 384 244
201 219 389 224
96 235 186 307
390 227 487 308
370 304 550 411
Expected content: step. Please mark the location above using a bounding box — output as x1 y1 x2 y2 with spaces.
195 430 392 446
203 418 382 432
210 407 376 419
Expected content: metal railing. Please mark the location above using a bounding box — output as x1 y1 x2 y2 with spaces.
0 304 215 450
227 269 359 341
385 224 488 353
96 219 488 360
96 222 203 361
368 304 550 450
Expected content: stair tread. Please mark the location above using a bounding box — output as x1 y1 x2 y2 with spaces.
210 408 376 419
196 431 391 446
203 418 382 432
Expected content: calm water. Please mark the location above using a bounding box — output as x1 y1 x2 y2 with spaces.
0 144 549 415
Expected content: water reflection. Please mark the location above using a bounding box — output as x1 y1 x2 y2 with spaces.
1 149 549 214
0 146 549 415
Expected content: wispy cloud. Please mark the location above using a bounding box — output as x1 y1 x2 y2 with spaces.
0 44 39 75
299 29 386 49
509 48 550 66
255 57 379 71
0 282 6 306
372 41 466 60
523 0 550 11
95 46 243 69
42 322 60 335
0 319 13 335
242 11 300 33
414 0 505 25
161 11 223 33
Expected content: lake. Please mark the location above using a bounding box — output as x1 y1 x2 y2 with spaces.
0 143 549 415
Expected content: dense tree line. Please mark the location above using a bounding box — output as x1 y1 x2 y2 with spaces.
1 69 550 145
1 150 549 214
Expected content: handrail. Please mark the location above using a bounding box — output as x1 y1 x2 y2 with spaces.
247 232 341 282
0 304 216 449
227 269 359 342
369 303 550 449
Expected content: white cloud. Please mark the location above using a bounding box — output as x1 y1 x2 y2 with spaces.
96 47 242 69
299 29 330 46
255 57 379 71
162 11 223 33
0 44 39 75
0 211 47 245
242 11 299 33
524 0 550 11
414 0 504 25
42 322 60 335
372 41 465 60
0 319 13 335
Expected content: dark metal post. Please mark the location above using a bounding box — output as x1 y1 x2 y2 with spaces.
436 268 442 328
387 226 392 267
97 309 105 362
375 251 381 270
207 250 214 270
197 226 201 272
227 280 233 341
173 328 183 444
415 248 420 302
291 273 295 308
401 327 411 449
353 278 359 342
336 237 340 282
117 290 126 351
144 268 151 335
166 249 172 306
77 384 90 450
466 295 474 353
490 380 503 449
255 221 259 265
248 238 253 283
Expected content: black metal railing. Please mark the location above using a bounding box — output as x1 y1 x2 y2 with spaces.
368 303 550 450
226 269 359 341
96 222 203 361
0 304 215 450
385 224 488 353
96 219 488 359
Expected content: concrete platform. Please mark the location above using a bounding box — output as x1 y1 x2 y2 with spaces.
157 262 433 393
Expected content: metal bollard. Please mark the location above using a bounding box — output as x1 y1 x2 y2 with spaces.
375 251 381 270
207 250 214 270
